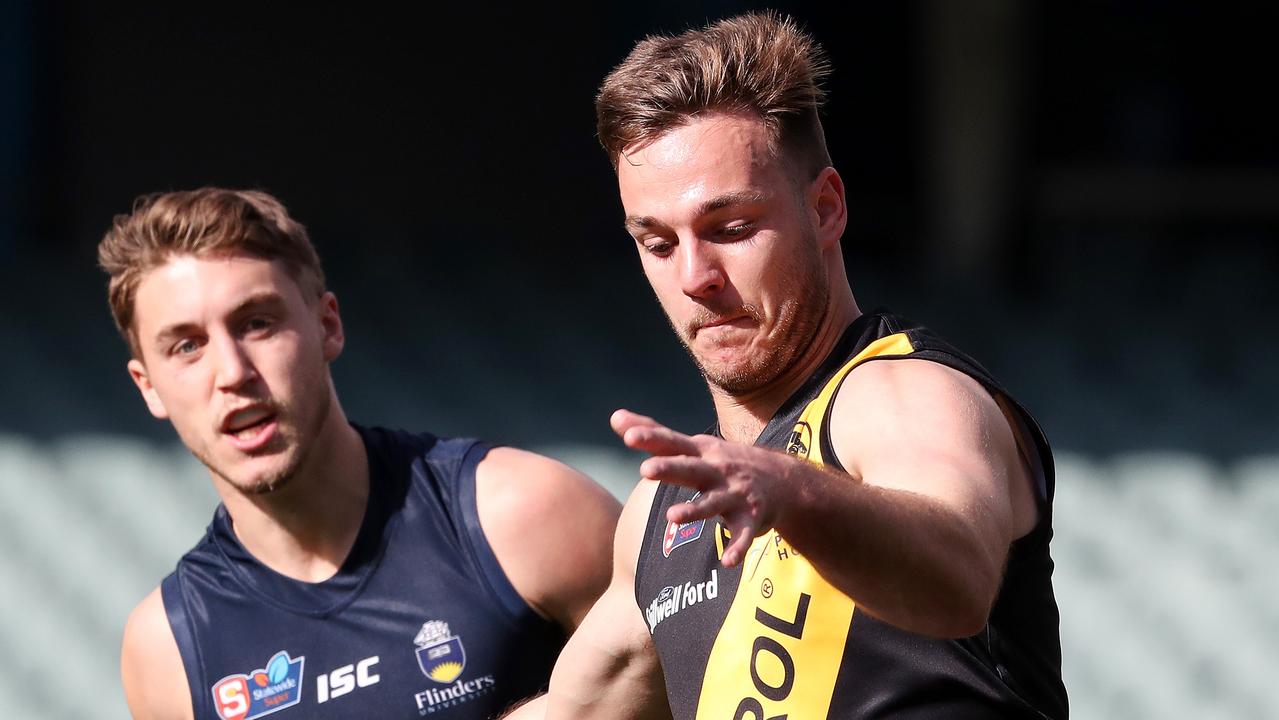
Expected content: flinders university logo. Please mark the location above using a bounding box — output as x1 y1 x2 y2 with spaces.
412 620 498 715
415 620 466 683
211 650 305 720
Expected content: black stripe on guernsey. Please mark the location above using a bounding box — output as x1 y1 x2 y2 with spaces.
633 309 1067 720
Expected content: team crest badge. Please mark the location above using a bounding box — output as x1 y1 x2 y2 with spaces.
415 620 467 684
211 650 305 720
786 421 812 458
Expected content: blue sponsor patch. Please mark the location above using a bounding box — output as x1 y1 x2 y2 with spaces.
663 517 706 557
211 650 305 720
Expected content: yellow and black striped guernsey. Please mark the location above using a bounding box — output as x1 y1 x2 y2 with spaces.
634 310 1068 719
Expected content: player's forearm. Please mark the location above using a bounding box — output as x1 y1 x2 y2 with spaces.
495 638 654 720
543 627 669 720
774 461 1002 638
499 693 547 719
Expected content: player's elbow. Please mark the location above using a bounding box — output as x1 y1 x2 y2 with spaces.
907 538 1003 639
909 585 994 639
934 515 1008 638
933 561 1002 639
947 593 996 639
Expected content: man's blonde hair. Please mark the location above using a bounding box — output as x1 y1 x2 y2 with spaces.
596 11 832 177
98 188 325 356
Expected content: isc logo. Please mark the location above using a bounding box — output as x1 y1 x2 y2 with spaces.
317 656 380 704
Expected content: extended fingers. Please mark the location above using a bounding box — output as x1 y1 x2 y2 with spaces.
666 488 736 524
641 455 719 487
721 522 757 567
610 408 661 436
622 423 702 457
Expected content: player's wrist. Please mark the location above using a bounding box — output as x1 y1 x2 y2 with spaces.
769 452 842 538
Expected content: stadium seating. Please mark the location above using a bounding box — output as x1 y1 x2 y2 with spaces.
1 435 1275 718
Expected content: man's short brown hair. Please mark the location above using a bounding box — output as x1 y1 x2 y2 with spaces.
596 11 832 178
98 188 326 356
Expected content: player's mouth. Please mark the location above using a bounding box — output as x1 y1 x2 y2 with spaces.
693 314 754 338
220 405 280 453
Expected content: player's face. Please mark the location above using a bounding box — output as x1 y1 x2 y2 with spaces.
127 254 343 494
617 114 828 394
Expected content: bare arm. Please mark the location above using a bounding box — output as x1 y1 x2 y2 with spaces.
544 479 670 719
505 480 671 720
477 447 622 632
620 359 1038 639
121 588 193 720
786 359 1037 635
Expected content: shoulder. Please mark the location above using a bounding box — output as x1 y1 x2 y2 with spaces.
835 357 1002 446
121 587 193 720
474 447 622 632
831 356 1014 486
474 447 620 536
831 356 1038 536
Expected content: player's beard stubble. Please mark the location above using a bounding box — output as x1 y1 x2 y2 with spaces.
198 381 334 497
675 239 829 396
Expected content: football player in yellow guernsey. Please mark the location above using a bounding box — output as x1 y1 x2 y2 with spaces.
507 11 1068 720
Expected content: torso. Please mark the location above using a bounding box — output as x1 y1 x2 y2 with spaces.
162 425 564 720
634 310 1068 719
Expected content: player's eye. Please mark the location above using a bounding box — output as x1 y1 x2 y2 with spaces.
720 222 755 238
643 239 675 258
243 316 275 335
171 338 201 356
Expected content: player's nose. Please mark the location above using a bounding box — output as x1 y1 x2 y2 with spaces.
679 239 726 299
211 333 258 391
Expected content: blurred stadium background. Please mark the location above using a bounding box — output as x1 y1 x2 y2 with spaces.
2 1 1275 717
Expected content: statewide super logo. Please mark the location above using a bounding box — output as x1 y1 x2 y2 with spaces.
415 621 466 684
662 492 706 557
212 650 305 720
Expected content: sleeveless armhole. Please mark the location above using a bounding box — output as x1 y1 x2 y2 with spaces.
454 441 542 624
908 345 1055 512
633 482 674 611
815 330 1055 517
839 339 1057 545
812 328 920 474
161 570 209 719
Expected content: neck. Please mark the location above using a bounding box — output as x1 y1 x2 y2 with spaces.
710 292 860 444
216 393 369 583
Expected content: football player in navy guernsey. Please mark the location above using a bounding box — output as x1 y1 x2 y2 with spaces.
511 12 1067 720
99 188 621 719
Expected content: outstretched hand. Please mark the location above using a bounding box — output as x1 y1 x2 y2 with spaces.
611 409 796 568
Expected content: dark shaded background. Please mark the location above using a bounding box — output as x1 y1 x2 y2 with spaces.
4 1 1276 458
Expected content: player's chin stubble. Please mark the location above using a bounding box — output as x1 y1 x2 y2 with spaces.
679 256 828 395
202 390 333 496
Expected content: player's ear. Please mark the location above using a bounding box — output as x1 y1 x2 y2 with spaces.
127 358 169 419
809 166 847 251
317 291 345 362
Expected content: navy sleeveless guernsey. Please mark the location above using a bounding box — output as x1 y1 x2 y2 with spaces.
634 310 1068 719
161 425 565 719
